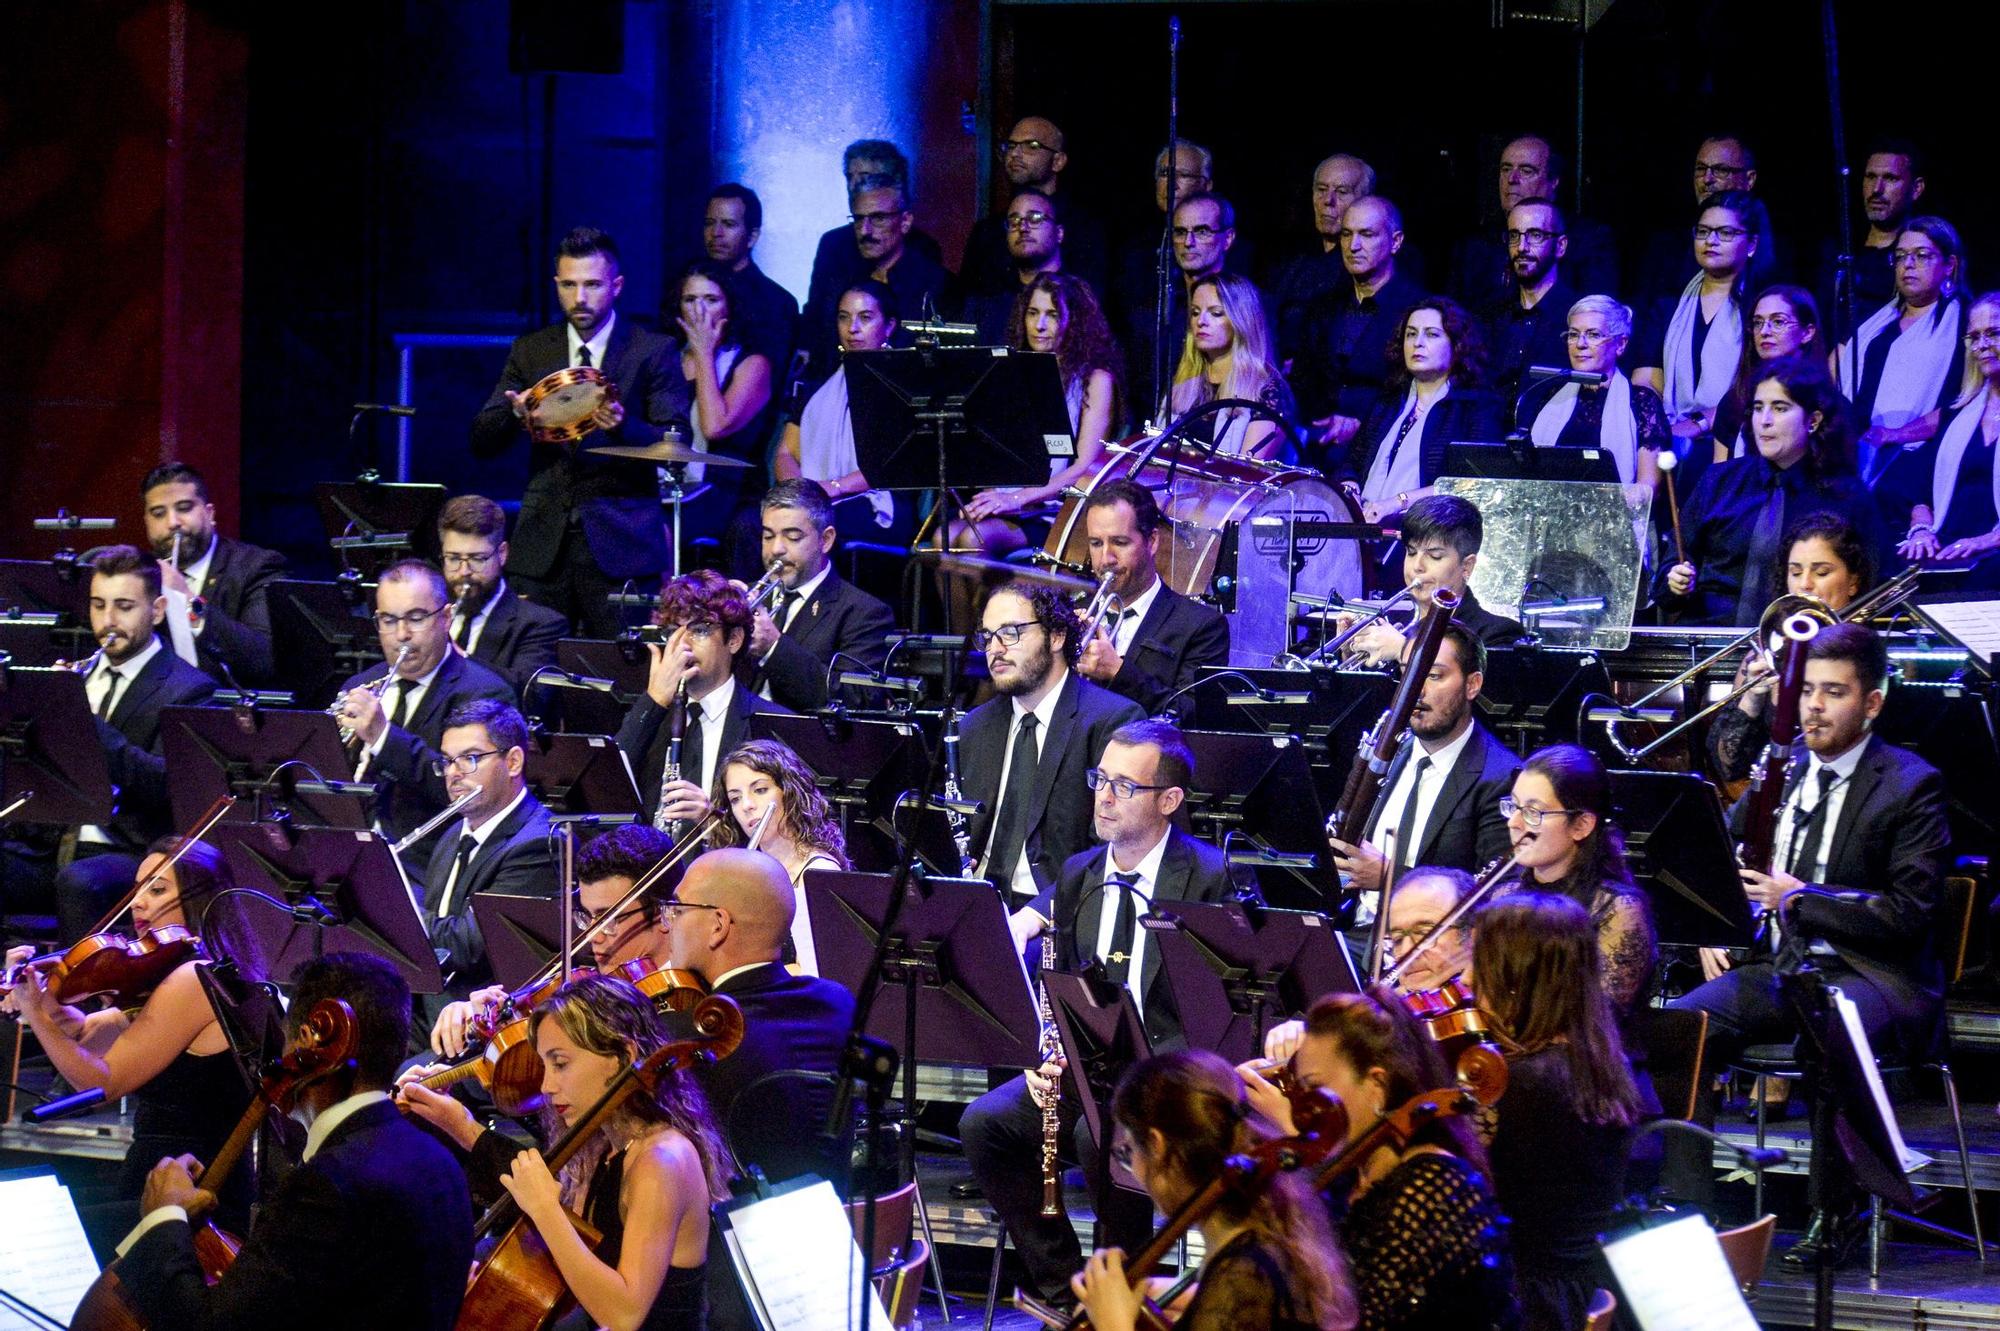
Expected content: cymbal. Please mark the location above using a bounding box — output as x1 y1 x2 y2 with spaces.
916 549 1094 594
585 441 753 469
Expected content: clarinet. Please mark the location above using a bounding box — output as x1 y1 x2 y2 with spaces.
655 681 689 840
1036 923 1062 1217
942 704 976 876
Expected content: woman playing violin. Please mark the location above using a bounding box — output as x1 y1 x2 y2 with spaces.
402 972 727 1331
708 739 847 973
2 837 266 1228
1072 1049 1359 1331
1242 990 1518 1331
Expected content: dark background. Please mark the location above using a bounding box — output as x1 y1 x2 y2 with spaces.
4 0 1988 573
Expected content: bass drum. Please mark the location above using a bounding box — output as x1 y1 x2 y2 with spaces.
1044 435 1366 665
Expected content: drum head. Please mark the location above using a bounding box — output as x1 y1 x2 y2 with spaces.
525 366 617 443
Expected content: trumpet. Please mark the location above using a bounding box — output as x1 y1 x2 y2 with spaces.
743 557 788 616
334 643 413 743
1076 570 1122 645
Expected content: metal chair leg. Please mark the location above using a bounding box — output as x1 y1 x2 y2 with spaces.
1753 1073 1768 1220
1870 1196 1885 1281
981 1227 1007 1331
1938 1063 1986 1260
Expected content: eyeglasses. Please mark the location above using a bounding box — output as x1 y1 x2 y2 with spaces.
1749 315 1799 332
998 138 1055 158
1384 924 1456 949
440 551 499 570
571 904 649 934
1692 224 1748 242
1504 228 1560 246
1005 211 1055 231
971 621 1041 651
667 620 724 640
1085 768 1169 800
1498 795 1583 829
661 897 725 920
1693 162 1749 180
1154 167 1205 183
373 607 445 631
1891 248 1942 267
431 749 500 777
849 210 905 230
1966 329 2000 348
1171 225 1221 243
1562 328 1615 345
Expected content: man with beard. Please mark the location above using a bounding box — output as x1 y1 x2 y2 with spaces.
702 184 799 376
959 581 1144 953
435 495 568 697
962 188 1068 346
140 462 287 687
1071 478 1228 714
745 479 895 712
799 176 952 375
1448 133 1618 307
1477 197 1581 398
1817 139 1927 318
1325 623 1519 927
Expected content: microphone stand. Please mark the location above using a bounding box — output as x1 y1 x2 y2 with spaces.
1821 0 1857 351
1150 14 1182 419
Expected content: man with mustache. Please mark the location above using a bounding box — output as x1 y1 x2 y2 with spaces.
436 494 569 697
140 462 287 687
745 479 895 712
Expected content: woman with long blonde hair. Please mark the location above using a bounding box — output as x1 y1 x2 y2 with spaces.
1167 273 1294 459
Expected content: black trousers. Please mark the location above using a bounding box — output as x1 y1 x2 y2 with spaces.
513 524 659 641
959 1074 1155 1301
56 846 142 943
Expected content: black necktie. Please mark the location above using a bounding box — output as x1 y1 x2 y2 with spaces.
1787 766 1841 881
1102 870 1144 987
577 344 593 369
454 608 474 650
388 677 418 731
440 833 478 920
987 713 1041 889
777 590 802 635
1390 756 1433 870
1735 469 1787 625
97 669 123 720
678 707 705 800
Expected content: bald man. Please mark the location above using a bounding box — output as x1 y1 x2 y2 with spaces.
956 114 1108 303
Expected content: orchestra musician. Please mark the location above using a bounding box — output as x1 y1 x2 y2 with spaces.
1337 495 1524 669
1072 478 1231 714
746 478 896 713
437 493 570 697
141 461 288 687
118 952 475 1331
708 738 850 973
1377 866 1478 991
470 225 690 639
3 839 267 1230
1070 1049 1359 1331
960 718 1246 1303
1241 991 1519 1331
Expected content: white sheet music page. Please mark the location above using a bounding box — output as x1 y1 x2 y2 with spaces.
720 1178 892 1331
1915 596 2000 667
0 1171 102 1330
1600 1213 1756 1331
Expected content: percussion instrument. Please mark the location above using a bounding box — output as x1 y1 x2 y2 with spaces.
587 440 753 468
523 366 618 444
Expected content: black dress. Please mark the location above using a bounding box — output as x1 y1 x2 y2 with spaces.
1339 1152 1519 1331
1172 1230 1328 1331
124 1047 251 1231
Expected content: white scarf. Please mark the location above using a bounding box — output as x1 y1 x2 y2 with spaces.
1928 390 2000 535
683 344 741 483
795 366 894 527
1661 273 1742 423
1530 370 1638 483
1838 296 1962 430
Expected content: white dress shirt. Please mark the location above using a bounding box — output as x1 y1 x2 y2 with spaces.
1093 825 1172 1019
1109 577 1162 658
80 637 164 845
451 579 508 658
690 675 738 795
182 533 218 599
436 786 530 921
977 679 1068 899
789 852 841 976
357 654 447 777
1357 720 1476 923
1773 736 1868 886
756 563 832 697
566 312 616 370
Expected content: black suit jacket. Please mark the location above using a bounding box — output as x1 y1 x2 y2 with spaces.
420 790 557 993
342 651 516 853
1344 386 1506 489
1360 719 1521 874
1106 584 1231 715
1734 734 1952 1051
616 680 795 815
1450 588 1526 649
960 671 1146 912
119 1098 474 1331
752 570 897 712
1050 830 1243 1048
465 587 570 697
470 318 690 581
193 536 287 686
98 643 219 847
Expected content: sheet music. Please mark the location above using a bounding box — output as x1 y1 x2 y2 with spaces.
1601 1214 1756 1331
162 588 203 667
1832 987 1931 1172
0 1172 102 1330
720 1178 891 1331
1915 596 2000 667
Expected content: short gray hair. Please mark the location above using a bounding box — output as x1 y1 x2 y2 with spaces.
1566 294 1632 341
1315 153 1377 196
1155 138 1214 177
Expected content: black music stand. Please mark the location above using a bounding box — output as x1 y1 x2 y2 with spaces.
1145 898 1360 1063
549 638 650 735
1444 439 1620 483
1610 771 1753 949
470 892 563 991
0 667 115 827
1180 730 1334 911
846 348 1074 493
1182 666 1395 806
313 479 447 578
269 579 381 708
1044 969 1152 1207
0 559 89 620
747 711 965 874
525 732 642 818
158 704 369 831
1475 645 1614 751
215 822 445 994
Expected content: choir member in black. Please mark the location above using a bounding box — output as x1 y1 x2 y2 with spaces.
1072 478 1229 714
335 560 515 866
1072 1049 1360 1331
1166 273 1293 459
958 580 1145 952
963 720 1250 1302
42 546 218 940
141 461 286 687
1658 354 1883 626
1336 494 1524 669
1241 990 1518 1331
800 139 947 372
1342 300 1502 527
1294 195 1425 450
708 740 847 973
1890 290 2000 582
1672 623 1951 1265
702 184 799 375
1478 198 1581 398
962 187 1067 345
746 479 895 712
121 953 474 1331
1525 295 1667 490
1836 216 1966 482
1818 141 1928 317
959 116 1107 302
773 280 906 544
1449 135 1617 308
437 494 568 697
1115 138 1214 414
1328 624 1520 925
616 570 792 827
1628 133 1761 307
673 259 776 574
4 839 266 1231
471 226 688 639
1710 285 1826 462
420 701 555 1012
1273 153 1377 360
1474 894 1645 1331
802 173 951 377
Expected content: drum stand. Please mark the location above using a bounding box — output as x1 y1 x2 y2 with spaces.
659 466 709 578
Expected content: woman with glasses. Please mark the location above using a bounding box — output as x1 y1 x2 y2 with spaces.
1886 290 2000 581
1528 294 1668 490
1710 285 1825 463
1342 297 1500 526
1836 216 1967 482
708 739 848 974
1166 272 1295 460
673 259 777 578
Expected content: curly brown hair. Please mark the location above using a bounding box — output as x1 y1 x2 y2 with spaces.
1382 296 1489 392
653 568 751 635
705 739 848 867
1007 272 1124 419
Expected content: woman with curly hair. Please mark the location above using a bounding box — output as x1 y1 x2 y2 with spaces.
1342 297 1501 526
709 738 849 973
1166 272 1295 460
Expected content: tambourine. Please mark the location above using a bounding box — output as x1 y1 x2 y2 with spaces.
523 366 618 443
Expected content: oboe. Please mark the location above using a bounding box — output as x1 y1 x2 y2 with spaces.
1036 926 1062 1217
655 680 690 838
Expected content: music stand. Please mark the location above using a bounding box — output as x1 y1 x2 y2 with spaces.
470 892 563 991
1043 969 1152 1197
1180 730 1334 911
1144 899 1361 1063
747 711 963 874
550 638 650 735
313 479 447 579
269 579 381 708
524 732 642 818
158 704 369 831
1444 439 1621 483
1474 645 1614 751
0 559 89 620
1182 666 1395 788
1610 771 1753 949
845 348 1074 493
215 822 445 994
0 667 115 826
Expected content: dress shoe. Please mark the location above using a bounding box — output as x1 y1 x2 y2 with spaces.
1781 1206 1866 1269
949 1179 986 1199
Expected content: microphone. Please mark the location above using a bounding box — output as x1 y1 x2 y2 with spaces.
1523 365 1607 387
25 1086 107 1123
352 402 417 417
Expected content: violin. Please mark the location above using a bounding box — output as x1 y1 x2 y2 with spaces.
454 993 745 1331
70 999 360 1331
1400 978 1493 1060
611 957 709 1014
1 926 204 1008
